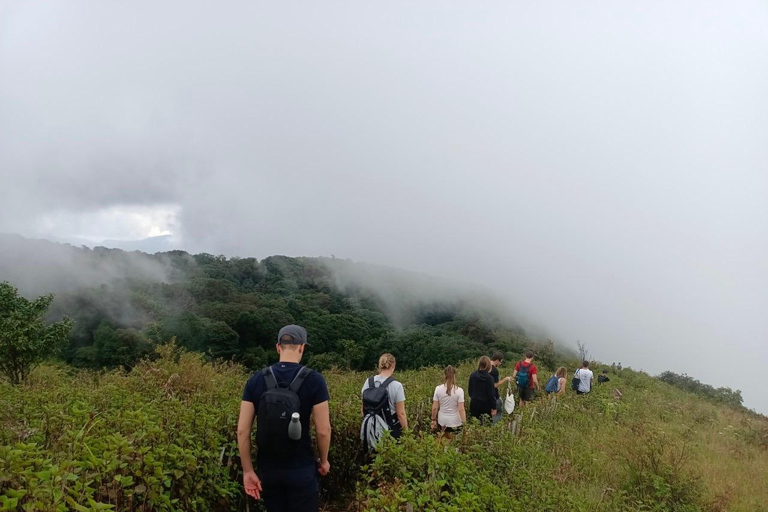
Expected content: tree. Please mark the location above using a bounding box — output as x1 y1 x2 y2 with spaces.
576 340 590 362
0 282 73 384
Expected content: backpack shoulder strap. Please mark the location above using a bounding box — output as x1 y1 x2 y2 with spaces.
380 376 396 389
262 366 278 390
367 376 376 388
288 366 314 393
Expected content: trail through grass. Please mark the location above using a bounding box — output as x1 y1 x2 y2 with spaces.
1 346 766 511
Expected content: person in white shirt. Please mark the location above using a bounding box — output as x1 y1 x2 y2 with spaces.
575 361 594 395
431 365 466 439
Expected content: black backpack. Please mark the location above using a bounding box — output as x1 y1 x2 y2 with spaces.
361 376 400 451
571 369 581 391
256 365 313 459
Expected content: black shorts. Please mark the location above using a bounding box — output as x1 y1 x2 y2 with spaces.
518 386 534 402
437 425 462 434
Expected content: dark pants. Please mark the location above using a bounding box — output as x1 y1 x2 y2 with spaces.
469 400 493 421
259 463 319 512
492 398 503 423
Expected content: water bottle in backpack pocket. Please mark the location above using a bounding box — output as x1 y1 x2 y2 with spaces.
256 366 313 459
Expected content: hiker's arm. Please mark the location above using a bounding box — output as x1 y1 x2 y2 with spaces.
533 374 540 390
494 376 511 388
395 401 408 430
431 400 439 429
237 401 262 499
312 400 331 475
459 397 467 423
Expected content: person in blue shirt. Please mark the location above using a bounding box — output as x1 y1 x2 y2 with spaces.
237 325 331 512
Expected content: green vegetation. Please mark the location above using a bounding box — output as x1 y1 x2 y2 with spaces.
0 282 72 384
2 345 766 512
658 371 743 408
34 247 541 373
1 242 764 511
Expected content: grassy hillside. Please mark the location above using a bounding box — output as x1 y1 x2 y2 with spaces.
2 345 766 512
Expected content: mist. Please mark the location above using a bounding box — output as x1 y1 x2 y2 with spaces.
0 234 182 296
1 1 766 412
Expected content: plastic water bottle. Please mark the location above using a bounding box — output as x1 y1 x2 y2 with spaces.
288 412 301 440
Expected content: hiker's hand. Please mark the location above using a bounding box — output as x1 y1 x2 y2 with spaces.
431 420 437 430
243 471 262 499
504 376 511 383
317 459 331 476
491 409 497 416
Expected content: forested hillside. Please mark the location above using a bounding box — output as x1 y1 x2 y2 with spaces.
0 235 550 373
1 235 764 512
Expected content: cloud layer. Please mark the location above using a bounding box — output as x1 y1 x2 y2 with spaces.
1 0 766 411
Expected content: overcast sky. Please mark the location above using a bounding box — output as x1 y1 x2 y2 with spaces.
1 1 766 412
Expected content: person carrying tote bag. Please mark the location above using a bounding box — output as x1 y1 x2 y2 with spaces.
503 383 516 414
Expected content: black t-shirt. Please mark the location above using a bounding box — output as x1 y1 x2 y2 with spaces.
489 365 500 399
242 362 329 469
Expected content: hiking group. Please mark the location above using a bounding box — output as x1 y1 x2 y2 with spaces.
238 324 601 511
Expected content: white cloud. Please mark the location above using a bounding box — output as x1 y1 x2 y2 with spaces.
32 204 180 242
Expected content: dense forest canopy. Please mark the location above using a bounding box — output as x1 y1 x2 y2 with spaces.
0 235 549 373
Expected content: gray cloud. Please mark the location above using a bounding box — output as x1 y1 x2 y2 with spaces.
1 0 766 412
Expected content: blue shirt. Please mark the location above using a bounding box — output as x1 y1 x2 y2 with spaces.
242 362 329 469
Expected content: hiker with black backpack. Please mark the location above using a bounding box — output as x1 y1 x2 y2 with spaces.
360 353 407 451
512 351 539 407
237 325 331 512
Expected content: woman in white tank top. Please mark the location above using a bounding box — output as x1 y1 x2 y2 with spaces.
431 365 466 437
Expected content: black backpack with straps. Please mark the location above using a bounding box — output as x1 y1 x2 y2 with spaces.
256 365 314 459
362 376 399 430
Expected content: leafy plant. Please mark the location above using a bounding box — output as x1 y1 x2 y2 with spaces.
0 282 72 384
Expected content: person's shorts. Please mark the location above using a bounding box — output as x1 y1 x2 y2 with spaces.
576 390 590 395
438 425 462 434
518 386 534 402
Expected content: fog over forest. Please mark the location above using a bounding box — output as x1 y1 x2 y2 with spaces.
0 1 766 413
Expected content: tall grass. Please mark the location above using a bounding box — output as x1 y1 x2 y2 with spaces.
1 346 766 511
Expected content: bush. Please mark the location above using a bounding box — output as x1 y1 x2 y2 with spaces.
617 424 706 511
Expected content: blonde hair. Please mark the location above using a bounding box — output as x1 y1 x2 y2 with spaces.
378 353 396 371
443 365 457 396
555 366 567 379
477 356 492 372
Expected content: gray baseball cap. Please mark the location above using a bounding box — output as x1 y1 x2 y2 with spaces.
277 325 309 345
